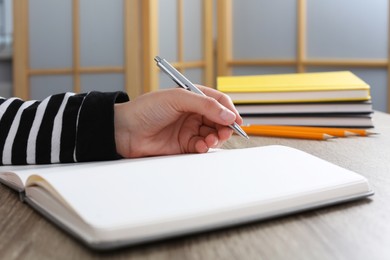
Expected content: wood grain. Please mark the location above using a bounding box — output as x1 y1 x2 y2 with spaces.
1 112 390 259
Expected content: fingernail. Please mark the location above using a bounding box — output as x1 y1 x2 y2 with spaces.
220 108 236 122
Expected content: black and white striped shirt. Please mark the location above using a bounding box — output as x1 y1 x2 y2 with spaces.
0 91 129 165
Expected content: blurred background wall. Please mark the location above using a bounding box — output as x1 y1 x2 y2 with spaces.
1 0 389 112
0 0 12 97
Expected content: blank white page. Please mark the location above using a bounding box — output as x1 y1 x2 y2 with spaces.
28 145 370 231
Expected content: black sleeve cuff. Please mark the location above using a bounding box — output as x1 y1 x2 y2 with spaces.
75 91 129 162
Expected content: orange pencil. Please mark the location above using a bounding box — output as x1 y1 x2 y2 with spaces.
241 127 334 140
341 128 378 136
242 125 356 137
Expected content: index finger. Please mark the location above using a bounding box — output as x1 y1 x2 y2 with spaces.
196 85 243 125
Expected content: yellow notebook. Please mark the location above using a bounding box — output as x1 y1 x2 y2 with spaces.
217 71 371 103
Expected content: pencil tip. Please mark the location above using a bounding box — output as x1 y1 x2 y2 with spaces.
324 134 335 140
345 131 358 137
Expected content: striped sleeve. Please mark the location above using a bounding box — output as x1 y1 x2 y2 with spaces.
0 91 129 165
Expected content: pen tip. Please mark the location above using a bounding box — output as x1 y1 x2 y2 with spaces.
154 56 162 62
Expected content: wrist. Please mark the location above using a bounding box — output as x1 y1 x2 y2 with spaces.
114 102 131 158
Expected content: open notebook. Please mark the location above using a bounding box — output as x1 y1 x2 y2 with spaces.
0 145 373 250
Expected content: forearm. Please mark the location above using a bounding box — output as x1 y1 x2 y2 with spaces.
0 91 129 165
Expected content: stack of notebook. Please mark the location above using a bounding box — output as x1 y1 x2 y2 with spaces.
217 71 373 128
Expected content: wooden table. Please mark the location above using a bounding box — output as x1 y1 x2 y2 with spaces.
1 112 390 260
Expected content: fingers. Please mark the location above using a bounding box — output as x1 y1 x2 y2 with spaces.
187 136 208 153
199 125 233 149
199 125 233 144
196 85 243 125
196 128 233 152
169 88 240 127
189 136 218 154
185 124 233 154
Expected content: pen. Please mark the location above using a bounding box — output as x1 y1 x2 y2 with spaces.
154 56 249 140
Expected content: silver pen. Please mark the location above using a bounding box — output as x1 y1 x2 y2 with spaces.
154 56 249 140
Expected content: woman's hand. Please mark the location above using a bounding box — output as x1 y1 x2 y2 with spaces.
114 86 242 158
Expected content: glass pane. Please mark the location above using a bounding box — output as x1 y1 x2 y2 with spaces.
232 0 296 59
183 0 202 61
0 61 12 98
184 68 203 85
80 74 124 92
159 71 174 90
80 0 124 67
158 0 178 61
306 67 387 112
30 75 73 100
0 82 12 98
0 61 12 83
158 68 203 90
232 66 297 76
29 0 72 69
307 0 388 59
1 0 12 53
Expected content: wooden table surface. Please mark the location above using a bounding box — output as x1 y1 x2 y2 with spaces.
1 112 390 260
